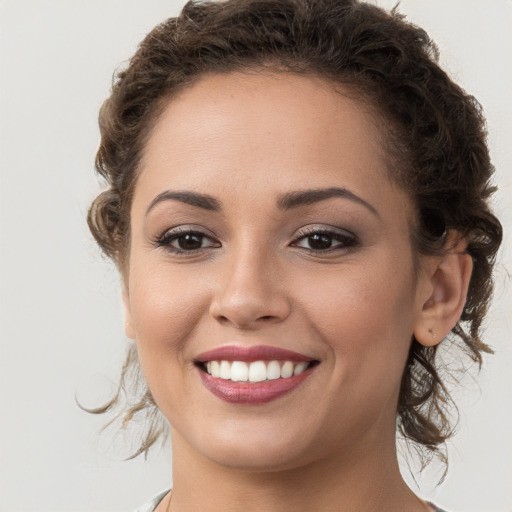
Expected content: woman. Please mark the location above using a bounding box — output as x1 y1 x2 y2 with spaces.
87 1 503 510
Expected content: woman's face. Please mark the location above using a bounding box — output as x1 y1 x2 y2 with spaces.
124 72 432 471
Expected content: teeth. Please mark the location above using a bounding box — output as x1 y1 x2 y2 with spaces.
281 361 294 378
231 361 249 382
219 360 231 380
204 360 312 382
293 362 309 376
249 361 267 382
210 360 220 378
267 360 281 380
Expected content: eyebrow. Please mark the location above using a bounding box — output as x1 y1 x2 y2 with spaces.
145 186 379 218
146 190 221 216
277 187 380 217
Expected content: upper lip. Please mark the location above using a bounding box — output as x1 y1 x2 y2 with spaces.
194 345 316 363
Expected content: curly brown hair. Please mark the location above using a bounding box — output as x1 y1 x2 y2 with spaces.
87 0 503 467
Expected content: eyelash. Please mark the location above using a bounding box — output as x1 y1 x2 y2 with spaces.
291 226 358 253
155 227 220 255
154 226 358 255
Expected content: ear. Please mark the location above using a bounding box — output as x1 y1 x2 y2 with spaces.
414 232 473 347
122 284 136 340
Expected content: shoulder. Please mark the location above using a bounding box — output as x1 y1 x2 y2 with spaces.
133 489 170 512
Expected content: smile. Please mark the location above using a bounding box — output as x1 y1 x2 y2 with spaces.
202 359 312 382
195 345 319 404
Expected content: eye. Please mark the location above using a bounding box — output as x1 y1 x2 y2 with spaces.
156 227 220 254
291 227 358 252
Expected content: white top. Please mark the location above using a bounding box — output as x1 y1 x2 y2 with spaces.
133 489 447 512
134 489 170 512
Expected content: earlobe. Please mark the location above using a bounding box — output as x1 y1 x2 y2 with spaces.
414 234 473 347
122 286 136 340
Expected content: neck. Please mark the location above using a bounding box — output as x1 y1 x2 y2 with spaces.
166 429 427 512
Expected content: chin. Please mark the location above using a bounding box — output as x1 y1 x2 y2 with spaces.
186 421 318 473
205 444 309 473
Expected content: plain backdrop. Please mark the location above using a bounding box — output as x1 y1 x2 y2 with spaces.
0 1 511 511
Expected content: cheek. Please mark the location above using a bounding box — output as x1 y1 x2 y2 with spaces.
295 257 417 378
301 259 415 332
127 263 209 361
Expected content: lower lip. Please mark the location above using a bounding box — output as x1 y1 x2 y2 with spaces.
198 366 316 404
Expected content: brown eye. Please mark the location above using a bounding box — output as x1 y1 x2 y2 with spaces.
173 233 205 251
156 228 220 254
306 234 334 250
292 227 358 252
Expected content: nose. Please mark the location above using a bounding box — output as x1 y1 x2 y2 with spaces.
209 244 291 329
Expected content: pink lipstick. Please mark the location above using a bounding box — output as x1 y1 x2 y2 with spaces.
195 345 313 363
195 345 319 404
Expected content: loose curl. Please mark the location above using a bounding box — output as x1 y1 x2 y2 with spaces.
87 0 503 468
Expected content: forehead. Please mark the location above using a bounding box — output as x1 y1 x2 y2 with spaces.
135 71 411 222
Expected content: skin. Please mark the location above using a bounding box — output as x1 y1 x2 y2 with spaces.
122 72 472 511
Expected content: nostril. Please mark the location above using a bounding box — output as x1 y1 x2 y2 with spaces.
210 293 291 328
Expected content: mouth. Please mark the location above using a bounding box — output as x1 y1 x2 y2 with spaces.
194 345 320 404
196 359 318 382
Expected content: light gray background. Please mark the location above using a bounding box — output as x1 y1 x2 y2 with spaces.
0 1 511 511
